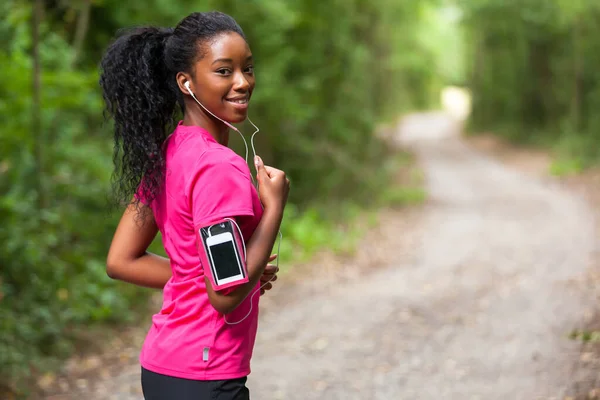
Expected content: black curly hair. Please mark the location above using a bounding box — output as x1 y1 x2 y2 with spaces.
99 11 245 209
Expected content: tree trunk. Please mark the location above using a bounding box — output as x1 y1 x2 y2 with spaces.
32 0 46 209
72 0 91 68
571 16 582 132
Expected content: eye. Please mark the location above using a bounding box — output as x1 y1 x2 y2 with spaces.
216 68 231 75
245 65 254 74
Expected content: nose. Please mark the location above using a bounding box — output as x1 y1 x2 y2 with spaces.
233 71 250 92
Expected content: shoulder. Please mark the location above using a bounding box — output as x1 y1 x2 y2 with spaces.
186 146 252 192
186 146 256 223
200 147 250 175
172 131 247 172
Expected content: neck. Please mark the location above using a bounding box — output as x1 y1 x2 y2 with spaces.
182 109 230 146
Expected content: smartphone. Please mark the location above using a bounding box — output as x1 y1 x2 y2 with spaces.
205 231 245 286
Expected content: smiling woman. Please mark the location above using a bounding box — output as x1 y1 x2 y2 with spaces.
179 32 255 126
99 11 289 400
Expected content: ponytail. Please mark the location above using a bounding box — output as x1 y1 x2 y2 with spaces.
100 26 177 207
99 12 247 209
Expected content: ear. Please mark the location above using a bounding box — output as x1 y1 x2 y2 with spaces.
176 72 193 96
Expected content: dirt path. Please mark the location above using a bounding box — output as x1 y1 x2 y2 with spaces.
48 113 597 399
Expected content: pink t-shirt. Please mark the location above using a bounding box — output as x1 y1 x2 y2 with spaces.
138 122 263 380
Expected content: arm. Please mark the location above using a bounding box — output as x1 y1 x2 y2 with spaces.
204 207 283 314
106 201 172 289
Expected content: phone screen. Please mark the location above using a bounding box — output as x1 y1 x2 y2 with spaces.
209 240 242 280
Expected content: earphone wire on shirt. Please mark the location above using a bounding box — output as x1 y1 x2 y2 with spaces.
186 84 283 325
207 217 281 325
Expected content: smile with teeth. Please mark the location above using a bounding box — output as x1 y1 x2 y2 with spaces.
226 98 248 104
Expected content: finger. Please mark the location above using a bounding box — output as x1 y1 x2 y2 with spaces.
261 272 277 281
264 166 286 181
261 275 277 284
254 156 269 180
260 289 265 296
268 254 278 262
264 264 279 273
263 165 279 176
261 277 277 286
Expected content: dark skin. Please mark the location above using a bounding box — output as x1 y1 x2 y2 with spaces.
177 32 256 144
106 32 289 313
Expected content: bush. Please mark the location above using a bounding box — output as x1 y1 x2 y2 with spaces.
0 6 147 391
462 0 600 165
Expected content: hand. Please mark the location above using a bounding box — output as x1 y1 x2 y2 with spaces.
254 156 290 212
260 254 279 296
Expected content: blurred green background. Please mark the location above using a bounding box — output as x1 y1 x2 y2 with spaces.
3 0 600 395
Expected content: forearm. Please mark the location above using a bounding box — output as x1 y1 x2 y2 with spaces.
106 201 171 289
107 252 172 289
209 207 283 314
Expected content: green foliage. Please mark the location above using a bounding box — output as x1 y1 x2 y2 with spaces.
549 158 584 177
0 1 146 392
547 132 592 176
277 202 368 264
278 205 352 264
380 186 427 206
461 0 600 166
0 0 436 393
569 329 600 343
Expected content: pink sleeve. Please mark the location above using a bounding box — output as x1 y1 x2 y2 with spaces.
188 149 255 229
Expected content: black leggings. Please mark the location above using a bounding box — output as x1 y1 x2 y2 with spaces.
141 367 250 400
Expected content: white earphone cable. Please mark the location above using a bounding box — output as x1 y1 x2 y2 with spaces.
186 83 282 325
221 218 281 326
185 82 249 164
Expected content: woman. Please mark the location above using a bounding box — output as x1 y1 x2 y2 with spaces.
100 11 289 399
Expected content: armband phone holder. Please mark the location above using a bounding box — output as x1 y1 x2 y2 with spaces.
197 219 249 291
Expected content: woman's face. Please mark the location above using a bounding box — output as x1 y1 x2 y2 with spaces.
189 32 255 124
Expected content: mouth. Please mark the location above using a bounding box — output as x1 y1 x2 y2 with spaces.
225 96 250 109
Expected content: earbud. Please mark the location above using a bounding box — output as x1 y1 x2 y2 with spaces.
182 78 261 179
183 79 256 167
